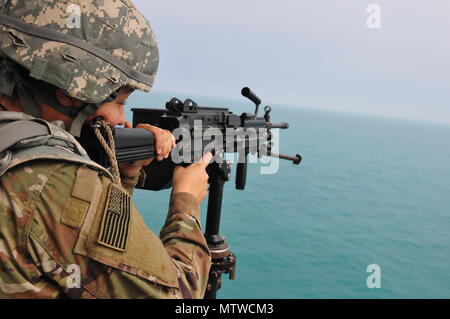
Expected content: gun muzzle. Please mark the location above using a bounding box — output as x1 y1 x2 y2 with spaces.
261 145 302 165
268 122 289 129
270 152 302 165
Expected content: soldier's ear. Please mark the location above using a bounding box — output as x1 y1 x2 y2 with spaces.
55 88 76 107
55 88 86 109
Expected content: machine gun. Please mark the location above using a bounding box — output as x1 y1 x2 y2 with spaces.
79 87 301 299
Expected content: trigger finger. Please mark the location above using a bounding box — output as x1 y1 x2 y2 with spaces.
154 132 164 156
157 134 169 159
164 136 172 158
171 133 176 147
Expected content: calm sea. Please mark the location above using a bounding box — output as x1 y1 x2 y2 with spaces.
126 91 450 298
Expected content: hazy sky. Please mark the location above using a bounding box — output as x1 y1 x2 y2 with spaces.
134 1 450 124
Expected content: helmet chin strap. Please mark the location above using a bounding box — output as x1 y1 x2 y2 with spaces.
22 81 99 137
68 90 119 137
13 69 42 118
68 103 99 137
1 57 42 118
18 73 120 137
2 55 121 137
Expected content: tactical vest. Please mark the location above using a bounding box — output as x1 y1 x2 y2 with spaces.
0 111 112 179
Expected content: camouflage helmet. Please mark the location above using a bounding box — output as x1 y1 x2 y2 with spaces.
0 0 159 135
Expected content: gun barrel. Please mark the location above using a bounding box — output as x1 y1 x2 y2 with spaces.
268 122 289 129
267 152 302 165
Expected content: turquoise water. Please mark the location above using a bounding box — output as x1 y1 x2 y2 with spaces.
127 91 450 298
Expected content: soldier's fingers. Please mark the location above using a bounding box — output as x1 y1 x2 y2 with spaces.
135 124 174 160
166 130 176 156
202 182 210 201
162 131 173 159
124 121 132 128
156 132 166 159
173 165 185 175
155 131 168 160
136 123 152 130
196 152 213 169
136 123 164 156
171 133 176 147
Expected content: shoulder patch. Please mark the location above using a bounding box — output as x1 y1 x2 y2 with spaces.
73 176 179 288
72 166 99 202
97 184 131 251
61 197 90 229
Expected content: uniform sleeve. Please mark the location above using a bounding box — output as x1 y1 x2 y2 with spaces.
119 169 147 196
160 192 212 298
25 163 211 299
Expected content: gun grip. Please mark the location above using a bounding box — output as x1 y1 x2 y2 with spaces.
235 159 248 190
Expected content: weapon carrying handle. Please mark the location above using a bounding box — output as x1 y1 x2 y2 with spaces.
241 87 261 107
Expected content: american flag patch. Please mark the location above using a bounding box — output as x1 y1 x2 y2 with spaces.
97 184 131 251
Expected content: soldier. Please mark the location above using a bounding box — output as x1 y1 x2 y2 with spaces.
0 0 212 298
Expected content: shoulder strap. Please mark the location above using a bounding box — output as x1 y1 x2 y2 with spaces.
0 120 49 152
0 114 113 180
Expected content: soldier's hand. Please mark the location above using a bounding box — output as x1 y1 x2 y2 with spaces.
172 152 212 204
135 122 176 161
118 122 176 177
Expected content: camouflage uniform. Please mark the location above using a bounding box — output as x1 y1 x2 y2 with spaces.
0 152 211 299
0 0 211 299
